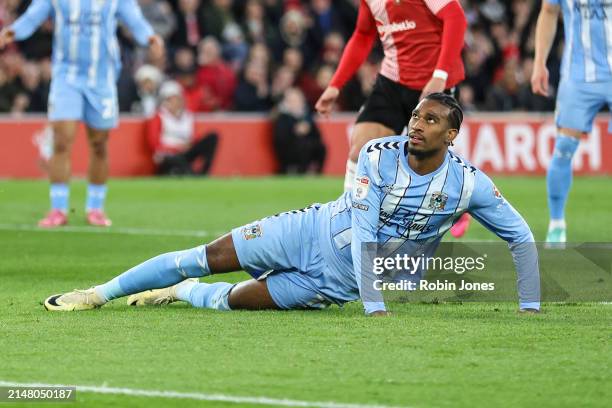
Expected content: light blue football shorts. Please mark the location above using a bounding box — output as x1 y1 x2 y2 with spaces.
555 79 612 133
230 204 355 310
48 75 118 130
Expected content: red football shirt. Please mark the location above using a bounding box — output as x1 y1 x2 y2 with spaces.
331 0 466 90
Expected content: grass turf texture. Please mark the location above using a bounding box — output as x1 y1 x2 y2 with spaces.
0 177 610 408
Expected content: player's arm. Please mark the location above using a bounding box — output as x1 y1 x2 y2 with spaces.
315 0 377 116
0 0 53 48
531 1 560 96
467 171 541 312
420 0 467 98
350 145 388 316
117 0 164 59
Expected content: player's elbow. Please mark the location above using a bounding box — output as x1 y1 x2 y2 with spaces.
541 2 561 16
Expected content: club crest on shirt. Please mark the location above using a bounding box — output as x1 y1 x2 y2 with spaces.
354 176 370 200
428 191 448 210
242 223 262 240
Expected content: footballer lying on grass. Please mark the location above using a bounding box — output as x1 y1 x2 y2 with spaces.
44 94 541 316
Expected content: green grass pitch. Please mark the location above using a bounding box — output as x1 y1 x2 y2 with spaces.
0 177 610 408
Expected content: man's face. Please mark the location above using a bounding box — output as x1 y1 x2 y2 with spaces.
407 99 454 157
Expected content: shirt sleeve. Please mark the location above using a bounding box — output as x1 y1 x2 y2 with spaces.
429 0 467 75
329 0 377 89
117 0 155 47
10 0 53 41
468 171 541 310
350 145 386 314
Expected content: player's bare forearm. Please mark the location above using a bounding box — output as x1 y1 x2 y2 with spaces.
534 3 560 67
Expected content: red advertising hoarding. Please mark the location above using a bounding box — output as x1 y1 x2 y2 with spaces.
0 114 609 178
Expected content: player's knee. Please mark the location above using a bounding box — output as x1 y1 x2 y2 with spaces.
52 138 73 156
88 138 108 159
558 128 584 139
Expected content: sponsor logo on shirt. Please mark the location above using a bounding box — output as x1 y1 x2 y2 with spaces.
377 19 417 36
354 176 370 200
352 201 369 211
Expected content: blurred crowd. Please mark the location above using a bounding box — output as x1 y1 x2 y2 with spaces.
0 0 563 118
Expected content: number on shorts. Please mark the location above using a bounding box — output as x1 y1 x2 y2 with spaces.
102 98 115 119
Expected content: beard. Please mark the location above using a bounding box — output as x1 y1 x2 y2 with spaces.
407 145 440 159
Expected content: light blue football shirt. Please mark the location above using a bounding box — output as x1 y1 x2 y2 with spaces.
11 0 154 88
546 0 612 82
318 136 540 314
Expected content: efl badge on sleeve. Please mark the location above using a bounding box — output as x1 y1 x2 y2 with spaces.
242 223 262 240
354 176 370 200
493 185 503 200
428 191 448 210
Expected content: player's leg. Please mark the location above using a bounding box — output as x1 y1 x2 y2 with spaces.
44 121 78 222
44 204 324 311
82 86 118 226
546 80 604 244
84 126 112 226
344 75 407 192
39 76 84 227
44 233 243 311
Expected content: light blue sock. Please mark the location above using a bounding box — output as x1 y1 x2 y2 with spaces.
175 280 233 311
547 135 579 221
86 184 107 211
95 245 211 301
50 183 69 212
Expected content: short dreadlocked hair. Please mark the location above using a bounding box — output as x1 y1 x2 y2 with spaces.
423 93 464 131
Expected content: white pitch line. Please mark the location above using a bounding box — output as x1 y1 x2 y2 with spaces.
0 381 409 408
0 223 224 238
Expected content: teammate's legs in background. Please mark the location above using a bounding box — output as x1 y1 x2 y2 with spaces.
344 122 395 191
546 128 582 244
38 120 78 227
85 127 112 226
545 79 606 244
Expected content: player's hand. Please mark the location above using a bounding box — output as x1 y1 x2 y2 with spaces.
0 28 15 49
531 63 549 96
368 310 391 317
315 86 339 118
148 34 165 61
419 77 446 100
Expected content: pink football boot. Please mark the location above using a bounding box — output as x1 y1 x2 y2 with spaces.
450 213 471 238
86 209 112 227
38 209 68 228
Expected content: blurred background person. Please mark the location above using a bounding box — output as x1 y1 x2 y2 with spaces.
273 87 326 174
132 64 164 117
146 81 218 176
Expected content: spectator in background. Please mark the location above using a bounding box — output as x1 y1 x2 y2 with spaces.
221 22 249 71
200 0 236 40
195 36 237 111
170 0 204 49
146 81 218 175
273 87 325 174
270 8 319 70
307 0 348 41
270 64 296 104
241 0 278 45
15 60 47 113
133 64 164 117
234 57 271 111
